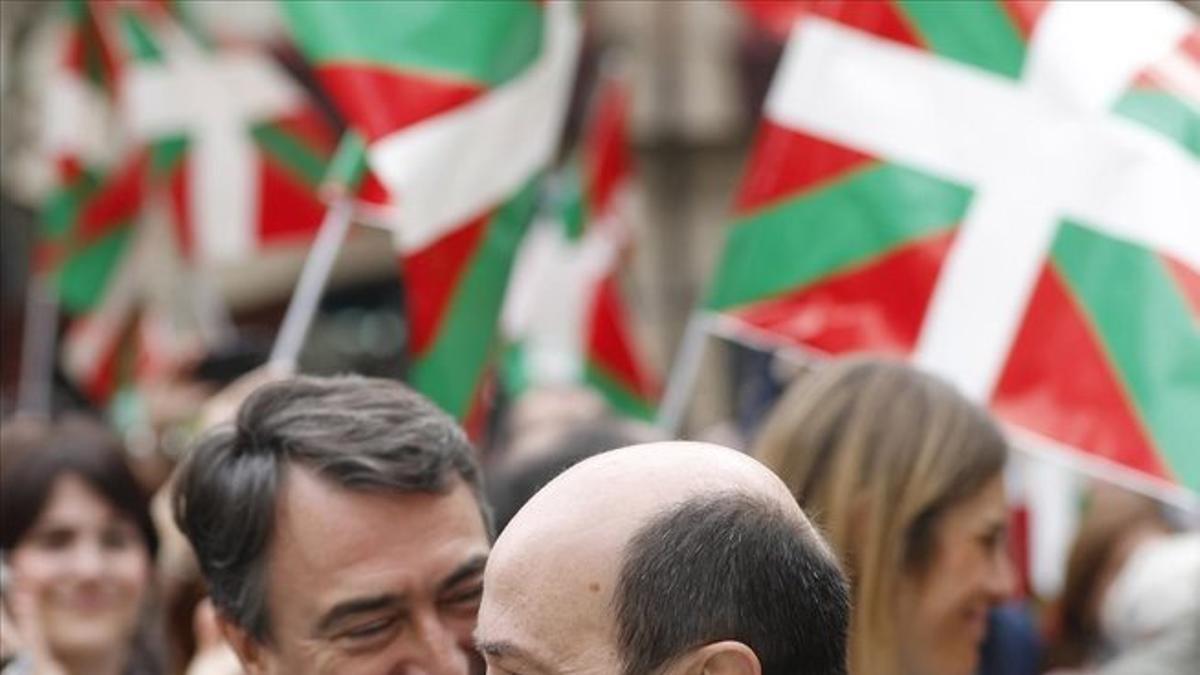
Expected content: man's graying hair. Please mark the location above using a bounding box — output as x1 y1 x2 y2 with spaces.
614 492 849 675
172 375 486 642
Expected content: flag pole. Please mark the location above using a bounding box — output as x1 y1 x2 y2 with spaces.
16 274 60 419
656 311 714 435
267 197 354 374
1010 428 1200 515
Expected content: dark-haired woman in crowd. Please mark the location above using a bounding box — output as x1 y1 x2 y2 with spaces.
755 357 1018 675
1 415 163 675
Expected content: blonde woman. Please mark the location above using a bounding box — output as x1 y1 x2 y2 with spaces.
755 357 1016 675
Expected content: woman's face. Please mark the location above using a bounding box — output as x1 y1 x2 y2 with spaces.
897 475 1015 675
7 473 151 660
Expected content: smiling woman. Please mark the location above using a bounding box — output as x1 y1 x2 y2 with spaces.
0 414 163 675
754 357 1016 675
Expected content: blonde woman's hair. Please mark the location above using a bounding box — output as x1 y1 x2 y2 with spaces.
754 357 1007 675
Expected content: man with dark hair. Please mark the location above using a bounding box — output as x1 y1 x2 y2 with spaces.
476 441 849 675
173 375 490 675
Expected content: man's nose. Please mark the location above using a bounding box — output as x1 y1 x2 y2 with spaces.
399 612 471 675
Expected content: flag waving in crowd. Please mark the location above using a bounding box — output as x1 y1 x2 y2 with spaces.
32 0 340 406
116 0 336 266
36 0 151 405
37 0 137 317
281 0 582 425
710 0 1200 492
502 77 660 420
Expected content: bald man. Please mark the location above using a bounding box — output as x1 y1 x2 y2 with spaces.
476 442 849 675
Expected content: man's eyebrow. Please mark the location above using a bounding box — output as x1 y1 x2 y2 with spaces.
474 639 553 674
438 552 488 592
314 594 405 635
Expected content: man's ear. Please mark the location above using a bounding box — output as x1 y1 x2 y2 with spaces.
667 640 761 675
216 611 269 675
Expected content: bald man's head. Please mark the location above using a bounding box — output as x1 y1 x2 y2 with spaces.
476 442 849 675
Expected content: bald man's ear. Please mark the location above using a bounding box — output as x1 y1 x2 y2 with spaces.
667 641 761 675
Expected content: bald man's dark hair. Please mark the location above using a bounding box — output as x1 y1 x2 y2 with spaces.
614 492 849 675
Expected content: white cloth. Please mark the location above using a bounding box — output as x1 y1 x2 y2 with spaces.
1100 533 1200 651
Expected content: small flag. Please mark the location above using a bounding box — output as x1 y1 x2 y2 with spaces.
282 0 582 422
113 0 337 265
502 78 659 419
37 0 143 316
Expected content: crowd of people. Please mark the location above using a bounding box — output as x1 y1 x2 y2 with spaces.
1 356 1196 675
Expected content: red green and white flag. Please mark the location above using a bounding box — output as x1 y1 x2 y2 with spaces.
41 0 330 402
281 0 582 423
59 222 182 407
710 1 1200 494
33 0 150 405
112 0 336 265
39 146 148 318
36 0 143 316
39 80 139 324
502 79 659 420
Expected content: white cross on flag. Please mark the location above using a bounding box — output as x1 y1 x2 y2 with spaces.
114 2 336 265
710 0 1200 494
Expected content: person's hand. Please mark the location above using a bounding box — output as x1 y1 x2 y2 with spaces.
183 599 243 675
0 576 68 675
